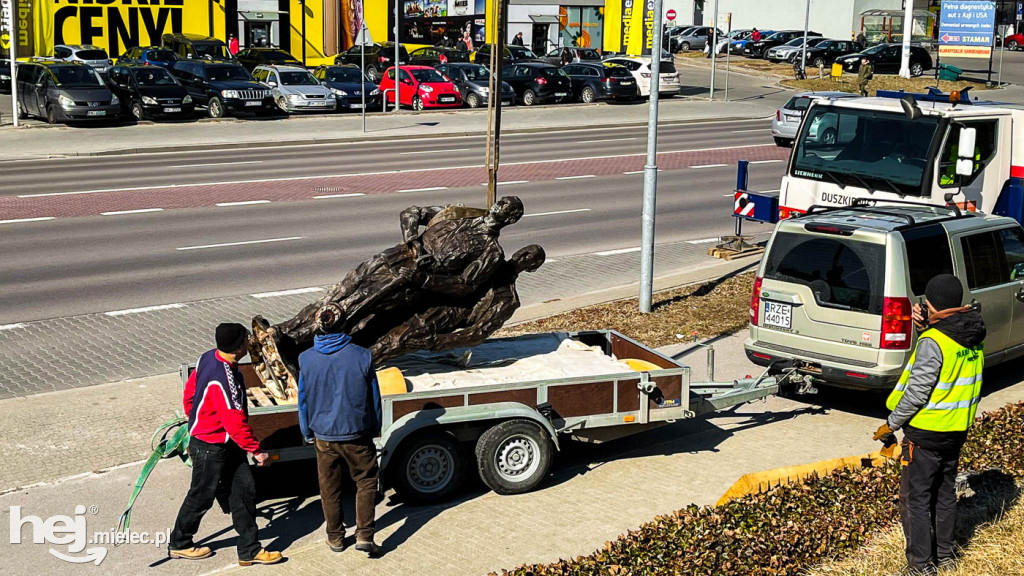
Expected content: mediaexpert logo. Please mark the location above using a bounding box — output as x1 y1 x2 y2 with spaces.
9 505 170 565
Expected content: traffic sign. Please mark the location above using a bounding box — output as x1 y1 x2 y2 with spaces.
939 0 996 47
666 9 676 21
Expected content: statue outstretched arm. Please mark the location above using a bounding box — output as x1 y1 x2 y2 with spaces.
400 205 445 242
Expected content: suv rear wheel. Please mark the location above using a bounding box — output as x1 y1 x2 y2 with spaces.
207 97 225 118
522 89 537 106
910 62 923 77
581 86 596 103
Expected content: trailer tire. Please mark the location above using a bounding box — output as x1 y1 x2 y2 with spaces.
391 431 465 503
475 419 552 495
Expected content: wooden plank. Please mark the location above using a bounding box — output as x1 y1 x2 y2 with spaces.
251 388 275 407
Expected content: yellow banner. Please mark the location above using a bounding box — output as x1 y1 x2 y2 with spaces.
939 45 991 59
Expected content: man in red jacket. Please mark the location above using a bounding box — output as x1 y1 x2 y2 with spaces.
169 323 283 566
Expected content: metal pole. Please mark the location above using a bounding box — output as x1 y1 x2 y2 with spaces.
724 13 731 101
998 35 1005 86
7 0 16 127
485 0 507 207
709 0 718 100
898 0 913 78
361 22 366 132
301 0 307 66
800 0 810 72
395 2 401 112
640 0 665 313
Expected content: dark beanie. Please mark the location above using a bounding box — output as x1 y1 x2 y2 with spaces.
925 274 963 311
216 323 249 353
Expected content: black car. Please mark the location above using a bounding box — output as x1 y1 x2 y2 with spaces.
1 59 11 92
334 43 409 82
798 39 863 68
162 33 233 61
435 62 515 108
107 64 195 121
561 62 637 103
504 62 571 105
835 43 932 76
312 64 381 111
15 60 120 124
171 60 275 118
541 47 602 66
118 46 179 69
472 44 543 67
744 30 821 58
408 46 469 66
235 48 304 72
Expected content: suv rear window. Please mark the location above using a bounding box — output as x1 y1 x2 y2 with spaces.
783 96 810 111
900 224 954 295
763 231 885 314
659 61 677 73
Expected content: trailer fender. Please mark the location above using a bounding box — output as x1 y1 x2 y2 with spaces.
379 402 560 471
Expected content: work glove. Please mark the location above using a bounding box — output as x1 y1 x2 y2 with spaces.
879 442 898 460
872 423 894 442
873 422 898 459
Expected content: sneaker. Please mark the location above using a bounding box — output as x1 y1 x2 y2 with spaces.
168 546 213 560
238 549 283 566
327 538 347 553
937 557 958 572
354 541 381 558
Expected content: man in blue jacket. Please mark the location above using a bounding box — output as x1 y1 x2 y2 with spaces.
298 327 382 557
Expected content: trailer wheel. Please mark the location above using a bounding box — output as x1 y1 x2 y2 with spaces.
475 419 552 495
392 431 465 503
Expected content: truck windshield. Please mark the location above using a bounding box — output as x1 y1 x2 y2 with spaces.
791 106 941 196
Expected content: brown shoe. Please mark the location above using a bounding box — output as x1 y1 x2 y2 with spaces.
169 546 213 560
238 549 283 566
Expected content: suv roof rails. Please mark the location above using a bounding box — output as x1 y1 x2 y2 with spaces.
803 198 966 226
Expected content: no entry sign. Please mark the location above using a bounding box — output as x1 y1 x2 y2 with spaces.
666 9 676 21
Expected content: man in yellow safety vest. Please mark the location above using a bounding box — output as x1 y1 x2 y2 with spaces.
873 274 985 576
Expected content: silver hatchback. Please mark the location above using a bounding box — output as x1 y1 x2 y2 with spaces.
771 91 856 147
53 44 113 75
252 65 337 113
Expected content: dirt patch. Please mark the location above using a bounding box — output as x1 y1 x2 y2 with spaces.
780 75 994 96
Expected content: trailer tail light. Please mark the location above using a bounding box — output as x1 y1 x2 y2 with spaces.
881 297 912 350
750 276 763 326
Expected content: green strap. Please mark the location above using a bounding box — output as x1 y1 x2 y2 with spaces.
116 417 191 539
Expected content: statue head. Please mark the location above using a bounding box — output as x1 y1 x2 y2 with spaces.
510 244 545 273
485 196 524 230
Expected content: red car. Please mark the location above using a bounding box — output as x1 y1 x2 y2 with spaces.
1004 33 1024 50
379 65 462 110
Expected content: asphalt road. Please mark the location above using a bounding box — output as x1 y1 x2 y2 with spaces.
0 118 785 324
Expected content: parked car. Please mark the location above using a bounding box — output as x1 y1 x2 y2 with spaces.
435 62 514 108
797 39 863 68
1004 32 1024 49
408 46 469 66
252 65 336 113
666 26 696 52
835 43 932 76
503 62 572 105
765 37 829 63
334 42 409 82
711 29 750 54
770 91 856 147
602 57 679 98
117 46 179 69
745 204 1024 390
236 48 303 72
171 60 275 118
472 44 543 67
0 59 11 92
728 29 775 54
744 30 821 58
312 64 381 111
378 65 462 110
15 60 120 124
52 44 113 75
673 26 723 52
107 64 194 121
541 47 602 66
161 34 233 62
561 62 637 103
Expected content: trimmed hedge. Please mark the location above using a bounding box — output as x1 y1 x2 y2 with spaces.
494 402 1024 576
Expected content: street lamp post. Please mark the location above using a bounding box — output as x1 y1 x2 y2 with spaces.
6 0 17 127
800 0 810 72
639 0 666 313
300 0 307 66
898 0 913 78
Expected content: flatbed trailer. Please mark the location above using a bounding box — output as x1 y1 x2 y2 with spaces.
181 330 789 502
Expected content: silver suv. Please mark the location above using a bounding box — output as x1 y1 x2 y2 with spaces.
771 91 856 147
53 44 113 75
252 65 336 113
745 203 1024 390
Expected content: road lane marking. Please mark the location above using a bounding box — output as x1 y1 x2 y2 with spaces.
732 129 770 133
170 161 263 168
691 164 727 169
0 323 27 331
595 247 641 256
177 236 303 251
101 208 164 216
523 208 591 218
313 193 365 199
750 159 783 164
251 287 325 299
216 200 272 207
578 137 637 144
398 186 448 193
621 169 663 175
0 217 56 224
687 237 720 244
105 303 186 317
480 180 530 186
555 175 596 180
400 148 469 155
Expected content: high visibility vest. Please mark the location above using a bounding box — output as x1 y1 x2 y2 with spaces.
886 328 983 432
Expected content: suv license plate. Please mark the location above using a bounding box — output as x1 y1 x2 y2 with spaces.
87 110 106 117
245 100 262 107
163 107 181 113
763 301 792 329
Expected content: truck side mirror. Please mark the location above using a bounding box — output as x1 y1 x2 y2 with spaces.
956 126 977 176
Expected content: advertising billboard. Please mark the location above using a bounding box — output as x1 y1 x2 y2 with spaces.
939 0 996 59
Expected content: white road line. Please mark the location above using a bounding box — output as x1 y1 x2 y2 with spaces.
170 161 263 168
400 148 469 155
0 323 27 331
480 180 530 186
594 247 641 256
578 137 637 144
691 164 727 169
750 159 783 164
398 186 448 193
732 129 770 133
0 217 56 224
687 237 720 244
313 193 365 199
101 208 164 216
177 236 303 251
251 287 325 299
622 170 644 175
545 259 558 263
555 175 596 180
216 200 271 207
105 303 186 317
523 208 591 218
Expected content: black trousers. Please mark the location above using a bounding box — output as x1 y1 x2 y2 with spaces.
169 438 261 561
900 437 961 570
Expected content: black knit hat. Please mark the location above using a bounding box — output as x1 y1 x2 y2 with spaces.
925 274 963 311
216 323 249 353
